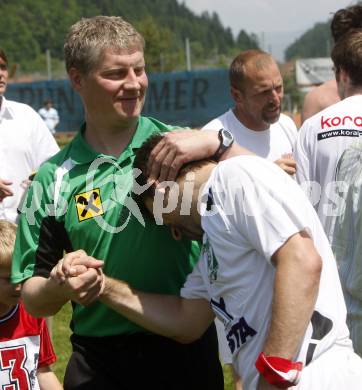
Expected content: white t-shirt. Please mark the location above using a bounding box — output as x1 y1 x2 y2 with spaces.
202 109 297 161
38 106 59 134
181 156 351 390
0 97 60 223
294 95 362 240
332 141 362 356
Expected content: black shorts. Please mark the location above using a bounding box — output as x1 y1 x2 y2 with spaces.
63 323 223 390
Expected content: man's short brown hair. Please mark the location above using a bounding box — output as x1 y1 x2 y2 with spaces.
0 48 8 65
0 220 16 270
331 5 362 43
64 15 145 75
331 29 362 87
229 49 275 91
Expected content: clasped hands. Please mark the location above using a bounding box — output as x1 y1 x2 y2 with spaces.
50 250 105 306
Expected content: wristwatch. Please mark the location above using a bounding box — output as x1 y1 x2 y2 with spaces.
213 128 234 160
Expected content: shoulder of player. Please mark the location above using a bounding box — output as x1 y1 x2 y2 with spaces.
277 113 297 129
216 155 270 178
201 110 230 131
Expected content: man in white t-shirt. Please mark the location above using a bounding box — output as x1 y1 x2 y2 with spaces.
294 30 362 242
0 48 59 223
203 50 297 175
332 141 362 357
54 133 362 390
295 29 362 360
38 98 60 134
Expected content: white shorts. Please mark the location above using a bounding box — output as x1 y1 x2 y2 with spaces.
215 318 233 365
294 346 362 389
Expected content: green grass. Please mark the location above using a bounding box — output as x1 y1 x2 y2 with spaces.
52 303 72 382
52 303 234 388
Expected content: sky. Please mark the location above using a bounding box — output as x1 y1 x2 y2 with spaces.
180 0 355 61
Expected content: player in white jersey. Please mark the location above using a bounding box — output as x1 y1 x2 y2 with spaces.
52 133 362 390
331 141 362 357
294 30 362 242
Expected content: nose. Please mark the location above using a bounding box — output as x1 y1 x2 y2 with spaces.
269 89 281 105
123 68 140 90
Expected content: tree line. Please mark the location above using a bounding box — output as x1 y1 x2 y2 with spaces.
0 0 259 76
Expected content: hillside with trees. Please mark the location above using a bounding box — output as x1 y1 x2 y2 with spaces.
0 0 259 77
285 22 331 60
285 1 362 60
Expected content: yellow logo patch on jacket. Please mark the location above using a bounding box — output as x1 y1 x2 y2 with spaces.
75 188 104 222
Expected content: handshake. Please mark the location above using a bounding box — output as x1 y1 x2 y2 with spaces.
50 250 106 306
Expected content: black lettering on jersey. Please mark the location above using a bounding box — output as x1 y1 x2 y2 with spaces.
206 188 214 211
226 317 257 353
306 310 333 365
210 297 233 323
317 129 361 141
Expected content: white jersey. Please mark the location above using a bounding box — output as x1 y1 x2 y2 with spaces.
294 95 362 241
181 156 351 390
0 98 59 223
203 109 297 160
332 141 362 356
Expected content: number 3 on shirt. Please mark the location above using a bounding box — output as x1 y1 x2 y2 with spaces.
0 345 31 390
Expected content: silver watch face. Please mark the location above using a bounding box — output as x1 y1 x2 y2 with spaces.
221 129 234 146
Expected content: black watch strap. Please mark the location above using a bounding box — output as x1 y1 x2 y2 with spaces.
213 128 234 160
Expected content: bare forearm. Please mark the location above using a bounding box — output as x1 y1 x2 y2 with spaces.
22 276 69 317
263 233 322 359
99 276 214 343
37 366 63 390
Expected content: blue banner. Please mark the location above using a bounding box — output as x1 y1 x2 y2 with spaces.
6 69 233 131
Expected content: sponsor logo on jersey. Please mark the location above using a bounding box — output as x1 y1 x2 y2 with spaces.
321 115 362 129
211 297 234 326
226 317 257 354
210 297 257 354
74 188 104 222
317 129 361 141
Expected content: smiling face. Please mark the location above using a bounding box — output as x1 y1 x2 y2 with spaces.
70 48 148 129
0 56 8 96
232 57 283 131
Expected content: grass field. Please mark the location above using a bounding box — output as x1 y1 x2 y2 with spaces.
52 303 234 389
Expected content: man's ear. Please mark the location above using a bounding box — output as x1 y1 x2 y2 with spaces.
338 68 349 84
231 86 242 103
68 67 84 91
